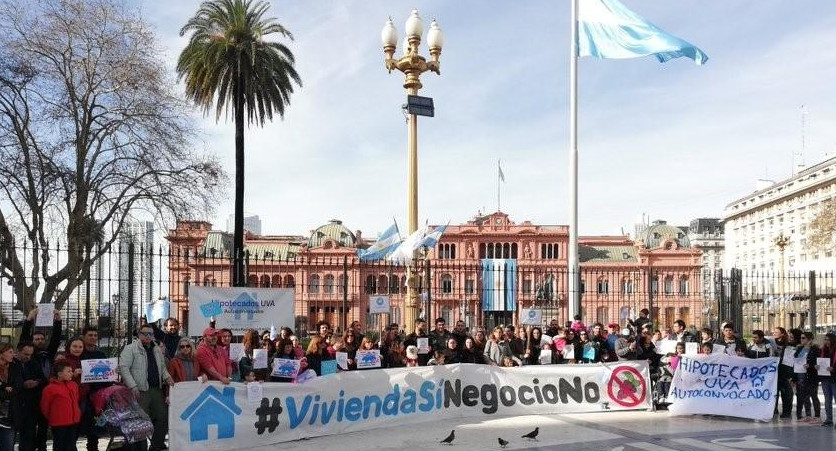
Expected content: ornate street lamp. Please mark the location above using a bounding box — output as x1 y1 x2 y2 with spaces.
381 10 443 334
774 232 790 327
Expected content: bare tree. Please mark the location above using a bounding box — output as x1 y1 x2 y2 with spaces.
0 0 226 314
808 198 836 253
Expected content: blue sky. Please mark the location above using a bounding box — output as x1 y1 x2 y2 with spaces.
137 0 836 238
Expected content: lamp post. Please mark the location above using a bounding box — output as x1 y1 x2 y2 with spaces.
774 232 790 327
381 10 443 334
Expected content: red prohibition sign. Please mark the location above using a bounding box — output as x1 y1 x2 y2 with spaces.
607 366 647 408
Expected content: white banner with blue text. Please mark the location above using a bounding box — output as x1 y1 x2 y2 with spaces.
667 353 778 421
188 287 295 336
170 362 651 449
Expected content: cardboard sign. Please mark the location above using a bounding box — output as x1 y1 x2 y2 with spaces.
781 347 796 367
356 350 381 369
145 300 170 323
271 358 300 379
36 304 55 327
199 300 223 318
247 382 263 406
539 349 553 365
369 296 390 314
725 343 737 356
793 358 807 374
253 349 268 370
657 340 678 355
229 343 245 365
81 358 119 383
711 344 726 355
562 345 575 360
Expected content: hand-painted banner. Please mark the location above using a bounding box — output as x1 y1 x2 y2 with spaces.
170 362 651 450
667 353 778 421
188 287 294 336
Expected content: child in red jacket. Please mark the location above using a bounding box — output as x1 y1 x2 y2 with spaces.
40 361 82 451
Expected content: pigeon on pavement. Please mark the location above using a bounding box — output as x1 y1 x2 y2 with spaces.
521 427 539 440
498 437 509 449
440 430 455 445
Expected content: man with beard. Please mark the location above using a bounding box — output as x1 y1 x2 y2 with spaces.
404 318 431 366
429 318 452 356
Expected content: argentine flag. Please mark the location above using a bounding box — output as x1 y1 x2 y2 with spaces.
357 222 401 262
578 0 708 65
387 223 428 265
420 223 449 249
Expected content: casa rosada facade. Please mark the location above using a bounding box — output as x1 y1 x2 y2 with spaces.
167 212 705 334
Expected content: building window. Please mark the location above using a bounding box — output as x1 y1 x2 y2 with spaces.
651 276 658 294
465 278 475 295
389 275 400 294
308 274 320 293
664 276 674 296
441 274 453 294
378 275 388 294
596 306 608 325
540 243 560 259
365 275 376 294
597 277 609 294
260 275 270 288
678 276 689 296
522 279 531 295
324 274 335 294
479 243 486 259
284 275 295 288
621 278 633 294
338 274 346 293
511 243 518 259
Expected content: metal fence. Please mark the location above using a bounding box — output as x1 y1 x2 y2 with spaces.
2 240 835 341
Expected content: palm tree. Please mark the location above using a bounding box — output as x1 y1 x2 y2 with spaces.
177 0 301 286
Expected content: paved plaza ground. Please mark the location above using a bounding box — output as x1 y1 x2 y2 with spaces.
246 410 835 451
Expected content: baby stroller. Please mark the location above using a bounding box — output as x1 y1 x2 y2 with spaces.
91 385 154 450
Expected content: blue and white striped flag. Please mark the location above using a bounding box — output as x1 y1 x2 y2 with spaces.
357 222 401 262
387 223 428 265
481 259 518 312
578 0 708 65
420 223 449 249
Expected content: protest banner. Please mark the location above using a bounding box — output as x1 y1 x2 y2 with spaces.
146 300 170 323
170 362 651 449
667 353 778 421
188 287 294 336
36 304 55 327
81 358 119 384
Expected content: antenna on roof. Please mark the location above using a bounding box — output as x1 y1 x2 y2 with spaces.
794 105 807 176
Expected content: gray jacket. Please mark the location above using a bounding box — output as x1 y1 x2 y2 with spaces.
119 340 172 392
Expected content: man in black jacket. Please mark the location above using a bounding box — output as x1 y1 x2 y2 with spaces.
429 318 451 356
80 325 111 451
404 318 431 366
20 307 61 451
9 342 47 451
150 316 182 360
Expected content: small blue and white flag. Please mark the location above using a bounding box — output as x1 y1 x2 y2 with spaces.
578 0 708 65
387 223 428 265
420 222 449 249
357 222 401 262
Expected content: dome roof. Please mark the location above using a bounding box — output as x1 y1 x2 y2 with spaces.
308 219 356 248
638 220 690 249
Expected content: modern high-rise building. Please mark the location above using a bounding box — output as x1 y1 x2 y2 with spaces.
226 214 262 236
118 221 156 322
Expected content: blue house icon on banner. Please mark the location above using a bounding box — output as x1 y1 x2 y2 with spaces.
180 386 242 442
232 292 259 321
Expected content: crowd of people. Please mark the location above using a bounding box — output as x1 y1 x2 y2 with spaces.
0 306 834 451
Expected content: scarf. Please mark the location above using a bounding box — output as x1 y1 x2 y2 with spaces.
176 354 195 381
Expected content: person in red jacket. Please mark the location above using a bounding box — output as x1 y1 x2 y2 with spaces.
40 361 81 451
196 328 231 383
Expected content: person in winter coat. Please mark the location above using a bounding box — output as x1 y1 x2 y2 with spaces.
167 338 204 384
819 333 836 427
794 331 821 423
39 362 81 451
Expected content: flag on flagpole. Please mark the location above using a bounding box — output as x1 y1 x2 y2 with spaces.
498 160 505 182
387 223 428 265
420 222 449 249
357 222 401 261
578 0 708 65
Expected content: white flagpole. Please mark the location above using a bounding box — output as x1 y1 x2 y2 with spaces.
568 0 580 322
497 160 501 212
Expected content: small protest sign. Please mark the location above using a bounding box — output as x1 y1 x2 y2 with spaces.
563 345 575 360
657 340 678 355
253 349 268 370
247 382 263 406
229 343 245 365
725 343 737 356
145 300 170 323
417 338 430 354
817 358 831 377
781 347 796 367
199 300 222 318
369 296 390 314
356 350 381 369
539 349 553 365
685 342 699 356
711 344 726 354
81 358 118 383
336 352 349 370
520 308 543 325
36 304 55 327
321 360 338 376
793 358 807 374
271 358 300 379
582 345 596 361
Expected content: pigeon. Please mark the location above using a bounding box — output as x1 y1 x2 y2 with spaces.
440 430 455 445
498 437 509 449
521 427 539 440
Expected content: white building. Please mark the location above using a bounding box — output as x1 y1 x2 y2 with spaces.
723 155 836 282
688 218 724 301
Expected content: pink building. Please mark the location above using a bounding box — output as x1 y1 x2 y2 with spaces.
168 212 704 335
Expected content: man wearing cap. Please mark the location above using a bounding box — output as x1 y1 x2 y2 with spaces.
615 328 638 360
196 327 231 383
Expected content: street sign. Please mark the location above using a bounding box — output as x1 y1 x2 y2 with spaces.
406 95 434 117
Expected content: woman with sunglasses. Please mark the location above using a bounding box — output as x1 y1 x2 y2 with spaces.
167 338 204 384
794 331 822 423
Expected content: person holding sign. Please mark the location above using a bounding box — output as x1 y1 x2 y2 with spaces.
404 319 431 366
746 330 774 359
793 331 822 423
713 324 746 357
119 325 173 451
304 336 334 376
819 333 836 427
270 339 302 383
